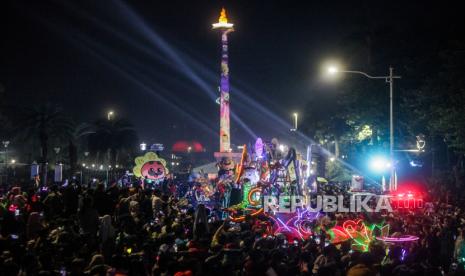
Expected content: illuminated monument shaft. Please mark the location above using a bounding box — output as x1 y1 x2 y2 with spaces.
213 8 234 153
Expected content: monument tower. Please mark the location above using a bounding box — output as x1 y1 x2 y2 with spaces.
212 8 234 153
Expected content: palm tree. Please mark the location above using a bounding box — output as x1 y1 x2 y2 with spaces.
16 104 75 185
86 118 137 166
67 122 94 174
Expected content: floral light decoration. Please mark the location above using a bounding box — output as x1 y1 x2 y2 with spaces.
327 219 390 252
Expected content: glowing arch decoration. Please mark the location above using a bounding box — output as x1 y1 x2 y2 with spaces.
247 187 262 206
133 152 169 182
376 235 419 243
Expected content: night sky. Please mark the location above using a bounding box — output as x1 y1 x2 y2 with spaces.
2 0 462 152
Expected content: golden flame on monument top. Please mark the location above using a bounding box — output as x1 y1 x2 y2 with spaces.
212 8 234 29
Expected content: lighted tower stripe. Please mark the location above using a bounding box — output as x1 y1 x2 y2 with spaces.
213 8 234 153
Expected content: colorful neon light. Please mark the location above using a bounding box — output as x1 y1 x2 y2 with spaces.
328 226 350 244
389 191 424 209
235 145 247 183
341 219 373 252
228 208 263 223
327 220 389 252
327 219 418 250
271 210 319 240
239 182 252 208
376 235 419 242
247 187 261 206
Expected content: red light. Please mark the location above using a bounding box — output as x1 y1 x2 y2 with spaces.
172 140 204 153
8 204 17 212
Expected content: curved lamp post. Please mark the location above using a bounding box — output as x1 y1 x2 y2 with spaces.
327 66 401 190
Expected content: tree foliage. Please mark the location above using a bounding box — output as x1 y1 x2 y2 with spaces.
303 22 465 178
86 118 138 166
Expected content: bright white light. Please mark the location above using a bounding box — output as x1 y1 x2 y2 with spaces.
329 157 335 162
107 111 114 120
279 144 285 152
212 22 234 29
370 156 391 172
140 142 147 151
371 158 385 171
328 66 338 74
10 159 16 164
409 160 423 167
82 163 86 167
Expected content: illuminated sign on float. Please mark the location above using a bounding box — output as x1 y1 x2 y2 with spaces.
389 192 424 209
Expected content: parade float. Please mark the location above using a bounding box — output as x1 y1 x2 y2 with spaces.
132 151 169 187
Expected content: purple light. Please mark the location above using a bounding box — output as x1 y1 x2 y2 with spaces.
376 235 419 242
401 248 406 261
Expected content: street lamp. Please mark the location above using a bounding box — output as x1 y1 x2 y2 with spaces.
54 147 61 164
10 159 16 177
107 111 114 121
2 141 10 185
327 66 338 74
140 142 147 151
369 155 392 191
326 65 401 191
290 112 298 131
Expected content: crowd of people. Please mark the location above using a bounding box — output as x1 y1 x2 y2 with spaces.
1 178 465 276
